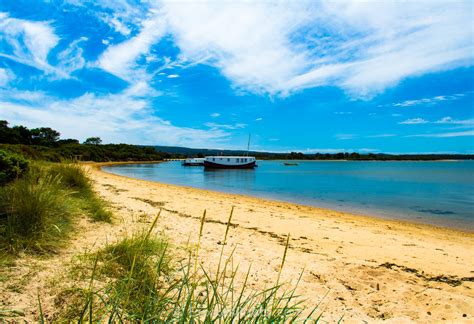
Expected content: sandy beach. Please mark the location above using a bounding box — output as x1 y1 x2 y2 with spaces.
1 163 473 322
91 164 474 322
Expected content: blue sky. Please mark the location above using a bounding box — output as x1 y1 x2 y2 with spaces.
0 0 473 153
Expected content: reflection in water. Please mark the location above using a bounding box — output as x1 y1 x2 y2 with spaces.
203 168 256 190
103 160 474 231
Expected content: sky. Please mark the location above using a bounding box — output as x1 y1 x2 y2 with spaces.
0 0 473 154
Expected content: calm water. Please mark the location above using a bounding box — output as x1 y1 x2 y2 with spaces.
103 160 474 231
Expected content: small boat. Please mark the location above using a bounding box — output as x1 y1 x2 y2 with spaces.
284 162 298 166
204 156 257 169
182 158 205 166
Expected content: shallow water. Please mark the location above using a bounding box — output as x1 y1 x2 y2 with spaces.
103 160 474 231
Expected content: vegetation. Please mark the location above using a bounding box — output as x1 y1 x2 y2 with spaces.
0 149 29 185
2 120 472 163
55 211 320 322
0 162 111 254
0 120 175 162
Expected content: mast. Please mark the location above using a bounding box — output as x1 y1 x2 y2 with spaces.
247 134 251 156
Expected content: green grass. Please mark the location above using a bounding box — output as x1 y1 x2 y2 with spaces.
48 163 112 223
0 162 112 255
0 170 73 253
55 210 321 322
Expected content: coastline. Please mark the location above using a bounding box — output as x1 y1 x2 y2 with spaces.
90 162 473 322
99 161 473 234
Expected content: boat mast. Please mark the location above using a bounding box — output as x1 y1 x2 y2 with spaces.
247 134 251 156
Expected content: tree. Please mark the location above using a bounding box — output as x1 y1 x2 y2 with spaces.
31 127 60 146
83 137 102 145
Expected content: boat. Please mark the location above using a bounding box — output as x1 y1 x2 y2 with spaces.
204 156 257 169
182 158 205 166
284 162 298 166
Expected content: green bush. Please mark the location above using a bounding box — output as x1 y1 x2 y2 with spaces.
0 149 29 185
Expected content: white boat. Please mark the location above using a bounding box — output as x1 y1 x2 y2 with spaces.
204 156 257 169
182 158 205 166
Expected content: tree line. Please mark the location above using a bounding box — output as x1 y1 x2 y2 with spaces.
0 120 177 162
1 120 472 161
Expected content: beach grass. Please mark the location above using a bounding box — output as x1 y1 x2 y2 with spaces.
0 162 112 255
52 209 320 322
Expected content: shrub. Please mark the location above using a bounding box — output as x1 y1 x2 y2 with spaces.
0 149 29 185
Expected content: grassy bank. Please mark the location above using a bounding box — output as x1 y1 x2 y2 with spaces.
0 160 111 255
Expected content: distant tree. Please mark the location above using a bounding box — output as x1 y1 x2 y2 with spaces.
196 153 204 158
12 126 32 145
83 137 102 145
57 138 80 145
31 127 60 146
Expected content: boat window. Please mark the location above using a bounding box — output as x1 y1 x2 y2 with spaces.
212 158 215 161
227 158 230 161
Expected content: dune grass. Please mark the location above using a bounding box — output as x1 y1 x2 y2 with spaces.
0 162 112 255
49 163 112 223
55 210 321 322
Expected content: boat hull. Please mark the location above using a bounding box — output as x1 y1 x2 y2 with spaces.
204 160 256 169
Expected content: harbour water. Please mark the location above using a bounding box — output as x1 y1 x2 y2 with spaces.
103 160 474 231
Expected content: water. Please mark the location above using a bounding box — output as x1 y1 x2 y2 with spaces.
103 160 474 231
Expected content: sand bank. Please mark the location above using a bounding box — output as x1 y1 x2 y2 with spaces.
91 164 473 322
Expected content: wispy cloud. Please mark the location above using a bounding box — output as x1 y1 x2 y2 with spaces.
407 130 474 138
434 116 474 125
335 133 357 140
255 117 263 121
97 14 167 81
400 116 474 127
0 68 14 86
399 118 428 125
63 1 474 97
0 86 229 147
0 13 61 76
204 122 247 130
386 93 467 108
210 113 220 118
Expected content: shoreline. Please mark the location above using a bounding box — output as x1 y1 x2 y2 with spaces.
97 161 473 235
87 162 474 321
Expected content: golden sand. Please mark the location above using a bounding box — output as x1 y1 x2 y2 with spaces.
1 163 473 322
91 164 473 322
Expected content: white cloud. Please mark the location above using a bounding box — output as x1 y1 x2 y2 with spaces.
210 113 220 117
160 0 473 97
435 116 474 126
399 118 428 125
0 87 229 147
0 68 14 86
335 133 357 140
167 74 179 78
388 93 467 108
205 122 247 130
97 13 167 81
56 37 88 75
255 117 263 121
0 13 62 76
407 130 474 138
